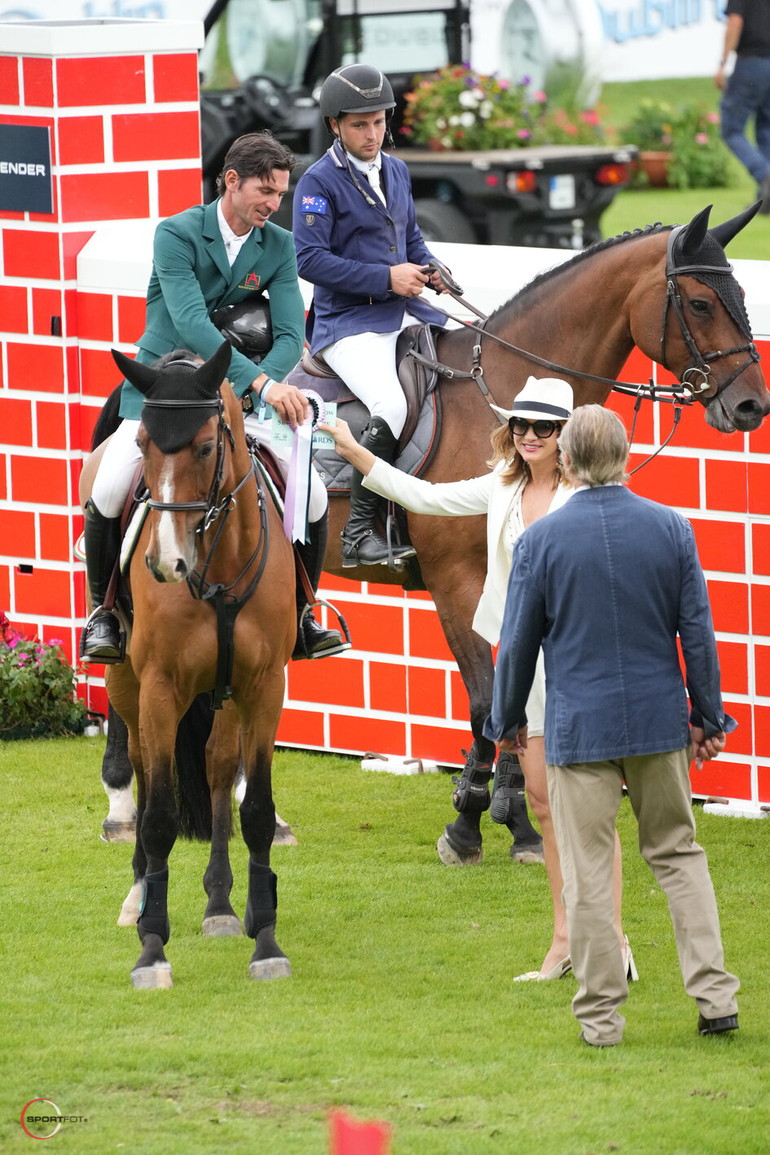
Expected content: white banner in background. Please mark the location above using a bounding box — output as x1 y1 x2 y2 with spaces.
471 0 725 85
4 0 728 85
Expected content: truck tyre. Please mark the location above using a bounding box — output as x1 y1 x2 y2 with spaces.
414 200 476 244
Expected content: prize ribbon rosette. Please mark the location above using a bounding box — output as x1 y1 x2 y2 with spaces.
283 389 326 543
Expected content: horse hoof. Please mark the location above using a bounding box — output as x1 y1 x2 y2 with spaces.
510 842 545 865
131 962 173 989
436 833 482 866
272 824 298 847
202 914 242 937
249 957 292 981
100 820 136 843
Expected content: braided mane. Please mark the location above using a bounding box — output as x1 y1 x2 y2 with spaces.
490 222 673 320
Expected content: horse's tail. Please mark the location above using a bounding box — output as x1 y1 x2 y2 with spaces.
91 383 124 450
174 693 217 841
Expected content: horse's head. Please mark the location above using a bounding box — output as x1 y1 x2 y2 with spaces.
661 202 770 433
111 341 234 583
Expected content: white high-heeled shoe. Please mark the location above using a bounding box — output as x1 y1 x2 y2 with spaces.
513 956 572 982
622 935 639 982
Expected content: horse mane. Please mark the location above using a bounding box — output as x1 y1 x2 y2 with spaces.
489 222 673 319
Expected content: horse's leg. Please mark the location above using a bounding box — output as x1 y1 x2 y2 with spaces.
129 683 180 989
100 703 136 843
105 666 146 925
234 765 298 846
201 706 242 937
428 588 542 865
239 704 291 981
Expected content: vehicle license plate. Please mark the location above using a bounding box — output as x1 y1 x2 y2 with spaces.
549 174 576 210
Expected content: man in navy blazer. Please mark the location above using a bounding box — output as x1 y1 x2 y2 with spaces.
82 132 344 664
293 65 451 569
485 405 739 1046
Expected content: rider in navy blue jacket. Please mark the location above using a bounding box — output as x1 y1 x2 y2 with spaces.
293 65 451 568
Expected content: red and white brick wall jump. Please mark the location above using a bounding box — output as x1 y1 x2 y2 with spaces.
0 18 203 685
1 20 769 811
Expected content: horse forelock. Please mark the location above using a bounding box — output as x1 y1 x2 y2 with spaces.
488 222 672 319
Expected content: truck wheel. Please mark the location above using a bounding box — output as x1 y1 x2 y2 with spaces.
414 200 476 244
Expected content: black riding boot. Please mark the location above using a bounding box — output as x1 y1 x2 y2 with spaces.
292 515 350 660
80 500 123 663
341 417 417 568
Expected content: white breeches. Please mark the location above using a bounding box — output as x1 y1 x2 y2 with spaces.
90 413 328 524
321 323 413 438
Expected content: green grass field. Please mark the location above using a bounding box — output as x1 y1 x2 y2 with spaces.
1 736 768 1153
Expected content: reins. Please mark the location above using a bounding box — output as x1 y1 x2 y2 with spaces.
420 247 758 471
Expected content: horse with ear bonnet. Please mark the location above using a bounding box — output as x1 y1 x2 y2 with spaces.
105 339 297 989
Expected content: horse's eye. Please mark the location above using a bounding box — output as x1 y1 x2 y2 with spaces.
690 298 710 316
199 442 215 460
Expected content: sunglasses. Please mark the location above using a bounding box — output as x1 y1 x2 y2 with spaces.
509 418 560 438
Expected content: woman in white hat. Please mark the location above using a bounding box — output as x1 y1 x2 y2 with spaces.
321 376 634 982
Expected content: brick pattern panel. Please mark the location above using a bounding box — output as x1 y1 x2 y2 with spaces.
0 32 202 724
2 32 769 803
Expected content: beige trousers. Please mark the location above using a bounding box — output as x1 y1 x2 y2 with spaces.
546 748 739 1045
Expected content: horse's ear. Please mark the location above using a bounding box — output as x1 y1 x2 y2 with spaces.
111 348 158 396
710 200 762 250
678 205 713 257
192 339 232 398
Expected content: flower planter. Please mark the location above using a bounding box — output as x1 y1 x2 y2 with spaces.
638 150 672 188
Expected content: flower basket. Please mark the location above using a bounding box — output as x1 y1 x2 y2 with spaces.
401 65 604 152
0 611 87 740
623 99 732 190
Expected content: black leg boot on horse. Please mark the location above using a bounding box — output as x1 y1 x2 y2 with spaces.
80 499 123 664
341 417 417 568
292 515 351 660
490 750 544 864
436 742 493 865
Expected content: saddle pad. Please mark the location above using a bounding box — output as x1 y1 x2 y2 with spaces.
312 390 441 495
120 502 150 575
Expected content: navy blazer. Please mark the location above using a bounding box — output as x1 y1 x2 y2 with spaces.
292 143 447 353
119 200 305 419
484 485 736 765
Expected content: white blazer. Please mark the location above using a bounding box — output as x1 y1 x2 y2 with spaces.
364 459 574 645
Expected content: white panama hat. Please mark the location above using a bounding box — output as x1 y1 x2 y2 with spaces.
490 376 574 423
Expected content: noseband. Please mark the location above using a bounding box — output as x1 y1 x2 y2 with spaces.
661 225 760 397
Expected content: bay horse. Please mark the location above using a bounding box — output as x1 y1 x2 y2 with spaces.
103 342 296 988
89 203 770 870
320 202 770 862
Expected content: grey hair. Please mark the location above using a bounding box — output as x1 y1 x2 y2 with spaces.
558 405 629 487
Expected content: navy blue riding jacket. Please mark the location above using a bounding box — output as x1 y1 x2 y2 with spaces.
292 142 447 354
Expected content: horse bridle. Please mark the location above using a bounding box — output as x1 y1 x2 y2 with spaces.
137 394 270 706
660 224 760 398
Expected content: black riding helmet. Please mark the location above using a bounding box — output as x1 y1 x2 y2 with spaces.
319 65 396 135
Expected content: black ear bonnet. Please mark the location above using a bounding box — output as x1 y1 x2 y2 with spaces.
670 203 758 337
111 341 232 453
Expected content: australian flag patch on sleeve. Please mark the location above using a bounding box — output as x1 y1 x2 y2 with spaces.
301 194 328 215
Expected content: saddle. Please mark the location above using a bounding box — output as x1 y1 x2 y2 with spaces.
286 322 446 494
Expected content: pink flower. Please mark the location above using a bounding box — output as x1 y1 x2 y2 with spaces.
695 133 709 145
